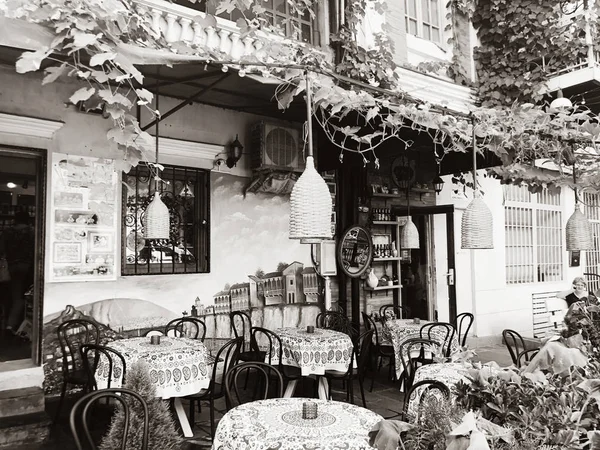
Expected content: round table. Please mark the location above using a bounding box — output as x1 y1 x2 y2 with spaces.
384 319 460 380
406 362 471 421
273 327 354 376
212 398 382 450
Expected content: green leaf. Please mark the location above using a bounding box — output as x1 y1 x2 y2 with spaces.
69 87 95 104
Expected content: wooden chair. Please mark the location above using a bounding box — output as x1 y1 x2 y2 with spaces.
362 311 395 391
55 318 100 423
398 338 439 392
250 327 303 388
419 322 456 357
185 337 243 439
402 379 451 423
165 317 206 341
453 312 474 347
70 388 149 450
224 361 284 409
516 348 540 368
316 311 356 337
324 329 374 407
379 305 411 321
80 344 127 391
502 329 527 366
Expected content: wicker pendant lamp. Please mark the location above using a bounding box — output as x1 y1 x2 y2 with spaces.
566 168 593 251
461 119 493 249
400 188 419 249
289 72 333 243
145 79 170 240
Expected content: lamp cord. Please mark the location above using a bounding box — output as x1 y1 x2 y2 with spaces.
305 70 313 158
155 70 160 192
472 116 478 194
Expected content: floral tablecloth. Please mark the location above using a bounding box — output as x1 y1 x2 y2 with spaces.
384 319 460 380
212 398 382 450
406 362 471 421
95 337 211 399
271 327 354 376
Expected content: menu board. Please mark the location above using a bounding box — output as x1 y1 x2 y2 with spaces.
49 153 118 282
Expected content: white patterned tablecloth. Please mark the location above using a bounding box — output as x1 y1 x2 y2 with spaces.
385 319 460 380
271 327 354 376
212 398 382 450
406 362 471 421
95 337 210 399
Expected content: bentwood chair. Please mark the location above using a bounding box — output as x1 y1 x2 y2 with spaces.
379 305 411 321
55 318 100 423
185 337 243 439
362 311 395 391
70 388 149 450
398 338 439 392
419 322 456 357
316 311 357 338
502 329 528 366
453 312 474 347
250 327 303 389
402 379 451 423
165 317 206 341
324 329 374 407
516 348 540 368
80 344 127 391
224 362 284 409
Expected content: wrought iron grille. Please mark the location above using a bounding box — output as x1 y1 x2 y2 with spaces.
122 164 210 275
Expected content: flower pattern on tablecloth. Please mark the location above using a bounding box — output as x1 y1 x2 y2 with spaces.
212 398 382 450
406 362 471 421
94 337 210 399
271 328 354 376
384 319 460 380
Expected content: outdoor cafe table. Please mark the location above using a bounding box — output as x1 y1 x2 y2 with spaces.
95 336 211 438
212 397 382 450
272 327 354 399
383 319 460 381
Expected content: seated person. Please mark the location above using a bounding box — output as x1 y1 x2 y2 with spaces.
557 277 598 308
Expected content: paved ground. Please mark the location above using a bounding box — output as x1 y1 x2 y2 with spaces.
20 343 511 449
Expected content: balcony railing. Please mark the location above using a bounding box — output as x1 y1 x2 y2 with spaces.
133 0 317 62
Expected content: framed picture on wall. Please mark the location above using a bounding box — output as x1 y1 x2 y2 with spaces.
53 242 82 264
570 250 581 267
89 232 112 252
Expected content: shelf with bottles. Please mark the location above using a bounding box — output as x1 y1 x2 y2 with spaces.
370 208 394 223
372 243 398 260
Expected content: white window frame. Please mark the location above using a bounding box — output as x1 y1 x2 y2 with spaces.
504 185 564 285
404 0 445 45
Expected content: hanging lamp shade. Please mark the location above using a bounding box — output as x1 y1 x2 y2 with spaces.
145 190 170 240
289 155 333 243
461 194 493 249
401 217 420 249
566 204 593 251
550 89 573 111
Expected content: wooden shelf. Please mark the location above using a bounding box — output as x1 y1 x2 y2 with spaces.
365 284 403 291
371 189 434 198
372 220 399 225
373 257 401 262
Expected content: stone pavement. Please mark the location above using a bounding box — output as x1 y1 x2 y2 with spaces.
20 343 511 450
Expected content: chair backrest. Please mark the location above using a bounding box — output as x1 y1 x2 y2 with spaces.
81 344 127 391
316 311 353 336
230 311 252 352
355 329 374 379
250 327 282 366
70 388 149 450
419 322 456 357
165 317 206 341
398 338 439 391
361 312 381 346
454 312 474 347
210 337 243 397
502 329 526 365
379 304 411 320
224 361 284 409
516 348 540 368
403 379 451 422
57 319 100 379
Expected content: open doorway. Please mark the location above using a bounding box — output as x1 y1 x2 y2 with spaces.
0 147 45 363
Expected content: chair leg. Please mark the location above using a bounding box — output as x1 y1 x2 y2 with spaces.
209 397 215 439
189 399 195 425
328 379 332 400
349 378 354 404
359 377 367 408
53 382 68 425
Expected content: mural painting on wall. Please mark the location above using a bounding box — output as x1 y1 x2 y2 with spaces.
49 153 118 281
42 174 324 394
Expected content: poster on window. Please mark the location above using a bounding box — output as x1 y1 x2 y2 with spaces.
49 153 118 281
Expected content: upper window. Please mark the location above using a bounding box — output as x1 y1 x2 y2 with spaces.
122 164 210 275
504 185 563 284
173 0 314 43
405 0 443 44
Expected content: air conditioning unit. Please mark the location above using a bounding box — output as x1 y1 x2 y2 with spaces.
250 122 306 172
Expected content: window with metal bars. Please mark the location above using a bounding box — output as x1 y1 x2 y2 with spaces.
504 185 563 284
584 192 600 291
122 164 210 275
404 0 443 44
172 0 315 43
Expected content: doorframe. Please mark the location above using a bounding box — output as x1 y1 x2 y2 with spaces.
393 204 457 321
0 145 47 366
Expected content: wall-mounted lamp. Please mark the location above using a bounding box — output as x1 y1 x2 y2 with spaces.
226 135 244 168
432 175 444 194
6 182 16 189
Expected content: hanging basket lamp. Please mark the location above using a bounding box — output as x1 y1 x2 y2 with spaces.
461 194 493 249
401 217 419 249
289 155 333 243
566 203 593 251
145 186 170 240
